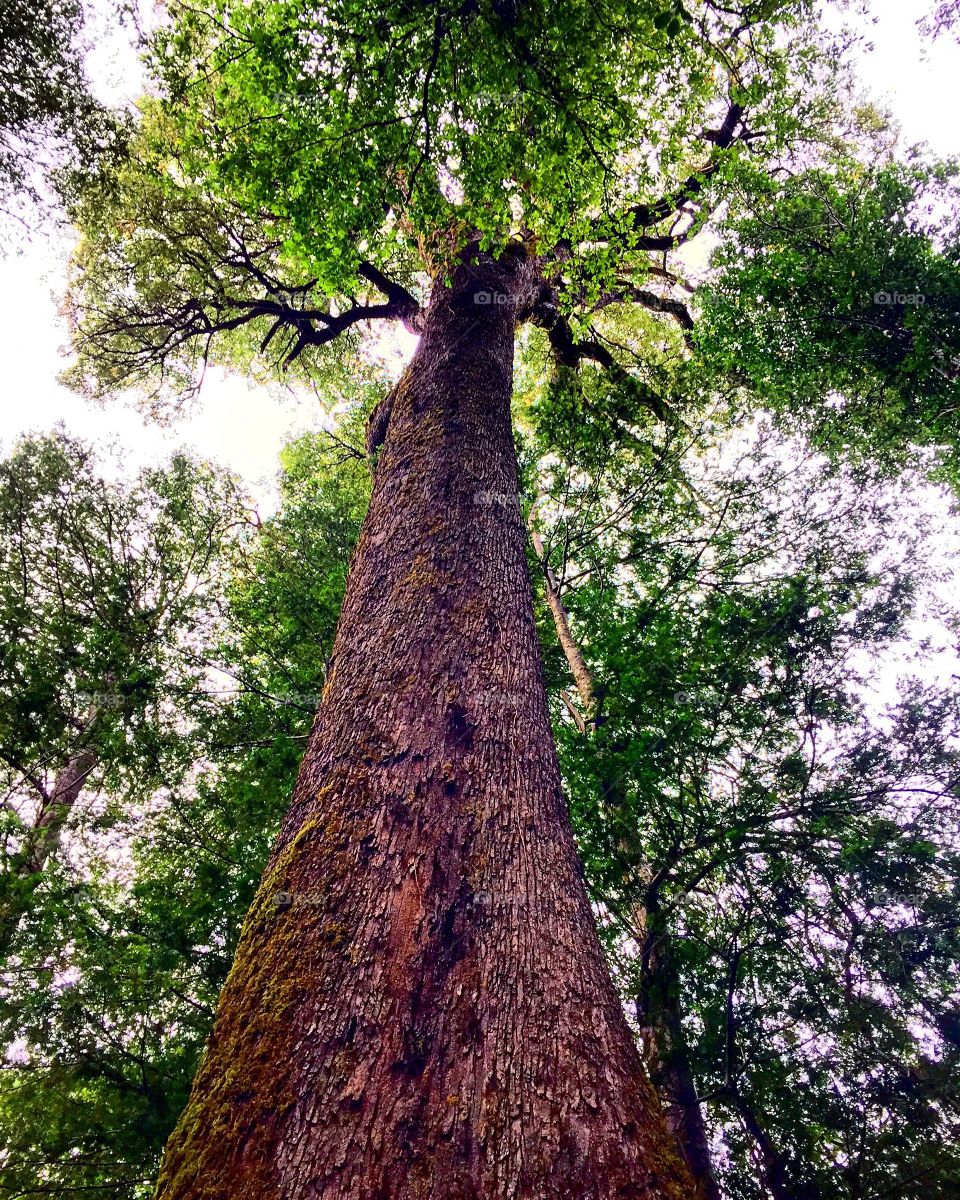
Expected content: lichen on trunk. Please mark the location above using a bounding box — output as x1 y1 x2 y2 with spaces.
155 248 694 1200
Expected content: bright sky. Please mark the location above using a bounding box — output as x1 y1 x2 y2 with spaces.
0 0 957 501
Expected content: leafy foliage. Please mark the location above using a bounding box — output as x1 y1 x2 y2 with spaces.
527 401 960 1198
697 157 960 487
60 0 843 412
0 431 251 946
0 0 118 233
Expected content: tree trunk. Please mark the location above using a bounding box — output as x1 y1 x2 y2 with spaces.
528 516 596 718
724 1094 820 1200
154 250 693 1200
26 745 98 874
636 917 722 1200
0 741 98 955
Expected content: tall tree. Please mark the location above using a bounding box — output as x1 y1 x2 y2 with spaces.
0 432 249 954
58 1 959 1196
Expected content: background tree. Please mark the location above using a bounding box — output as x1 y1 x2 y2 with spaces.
526 400 960 1198
0 431 252 956
695 156 960 488
0 0 118 236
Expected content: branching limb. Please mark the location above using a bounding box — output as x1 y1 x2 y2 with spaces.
74 237 422 393
587 283 695 337
578 101 746 253
532 308 672 424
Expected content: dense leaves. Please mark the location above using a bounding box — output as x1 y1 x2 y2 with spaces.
697 157 960 487
60 0 841 411
0 432 250 953
0 0 119 233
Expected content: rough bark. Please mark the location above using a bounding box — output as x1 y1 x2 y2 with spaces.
155 249 693 1200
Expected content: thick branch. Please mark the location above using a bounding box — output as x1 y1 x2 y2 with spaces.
621 103 744 233
578 102 745 252
535 310 671 423
589 283 695 337
357 261 422 329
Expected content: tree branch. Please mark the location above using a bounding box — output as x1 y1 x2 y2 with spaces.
582 102 745 252
533 308 672 423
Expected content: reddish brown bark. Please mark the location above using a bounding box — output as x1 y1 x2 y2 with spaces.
155 249 693 1200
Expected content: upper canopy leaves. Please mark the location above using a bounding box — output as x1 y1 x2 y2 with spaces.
60 0 841 400
148 0 818 283
696 155 960 485
60 0 960 494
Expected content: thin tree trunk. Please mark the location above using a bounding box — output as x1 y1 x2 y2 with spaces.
26 745 98 874
155 250 693 1200
528 515 596 718
725 1094 819 1200
0 741 98 954
527 544 721 1200
635 915 722 1200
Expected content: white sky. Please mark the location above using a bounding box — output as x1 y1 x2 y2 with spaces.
0 0 958 501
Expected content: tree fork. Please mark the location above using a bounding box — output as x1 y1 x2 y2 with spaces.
154 249 693 1200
